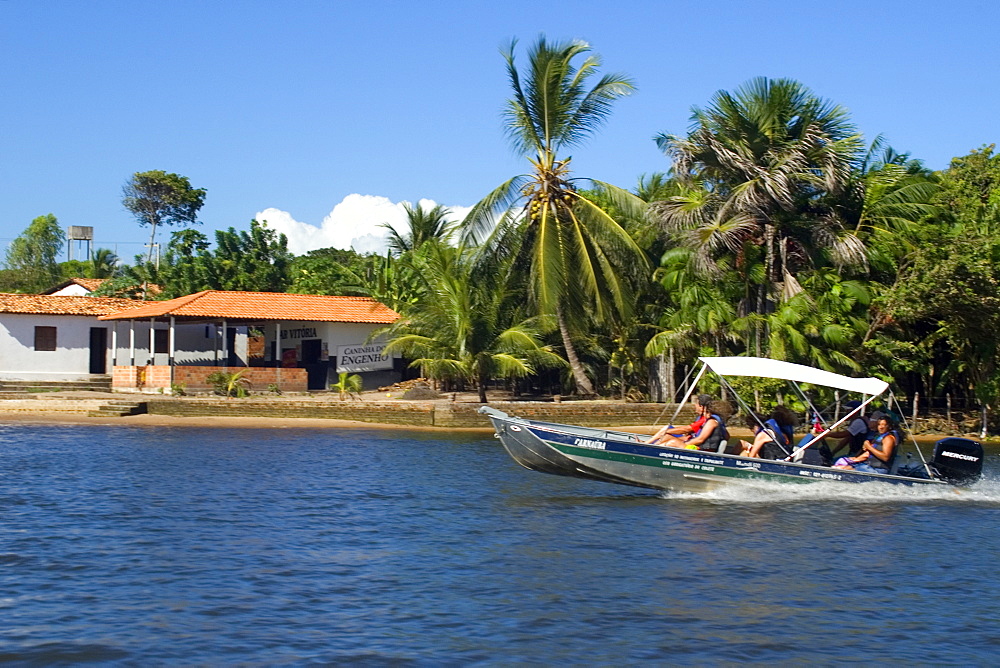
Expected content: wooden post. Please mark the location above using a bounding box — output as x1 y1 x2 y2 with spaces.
946 393 952 432
667 348 676 403
911 392 919 433
834 391 840 421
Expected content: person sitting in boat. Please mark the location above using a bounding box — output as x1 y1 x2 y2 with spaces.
739 406 797 458
646 394 713 445
818 400 870 464
659 399 729 452
832 416 899 473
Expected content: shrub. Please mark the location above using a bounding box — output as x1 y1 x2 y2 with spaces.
206 370 252 398
331 371 362 400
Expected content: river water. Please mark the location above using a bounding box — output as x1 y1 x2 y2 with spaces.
1 423 999 665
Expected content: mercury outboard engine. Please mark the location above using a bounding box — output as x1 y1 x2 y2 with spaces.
931 438 984 485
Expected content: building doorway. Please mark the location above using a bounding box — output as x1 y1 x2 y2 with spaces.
300 339 327 390
89 327 108 374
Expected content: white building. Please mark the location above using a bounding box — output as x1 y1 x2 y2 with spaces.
99 290 402 392
43 278 109 297
0 293 148 381
1 290 403 392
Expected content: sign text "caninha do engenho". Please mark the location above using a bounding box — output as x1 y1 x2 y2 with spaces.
336 343 393 373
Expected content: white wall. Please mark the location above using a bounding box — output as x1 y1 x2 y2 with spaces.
258 320 398 389
50 284 92 296
0 313 105 380
0 314 400 385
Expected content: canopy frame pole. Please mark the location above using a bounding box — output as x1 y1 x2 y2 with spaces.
889 390 934 478
652 362 699 425
791 381 825 426
716 374 772 439
661 362 707 427
785 395 881 461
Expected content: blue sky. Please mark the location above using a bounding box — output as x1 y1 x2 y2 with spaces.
2 0 997 259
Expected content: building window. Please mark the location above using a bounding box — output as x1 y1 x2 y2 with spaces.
34 326 57 351
154 329 169 354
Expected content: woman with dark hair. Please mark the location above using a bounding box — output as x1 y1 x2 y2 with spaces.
660 398 729 452
647 394 713 445
833 416 899 473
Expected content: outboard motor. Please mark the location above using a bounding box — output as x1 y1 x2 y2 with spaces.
931 438 984 485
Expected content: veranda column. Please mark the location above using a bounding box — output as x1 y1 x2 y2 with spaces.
221 320 228 369
149 317 155 365
111 322 118 366
129 319 135 366
275 321 282 389
168 316 176 385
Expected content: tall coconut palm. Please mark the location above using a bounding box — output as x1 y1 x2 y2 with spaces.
462 36 647 394
382 243 565 402
653 78 864 313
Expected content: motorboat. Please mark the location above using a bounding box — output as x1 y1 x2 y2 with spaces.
481 356 984 493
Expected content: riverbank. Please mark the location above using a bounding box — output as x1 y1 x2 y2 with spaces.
0 389 989 441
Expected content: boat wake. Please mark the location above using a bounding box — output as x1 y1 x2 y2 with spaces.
659 471 1000 505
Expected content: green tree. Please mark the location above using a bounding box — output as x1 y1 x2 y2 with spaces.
2 214 65 293
934 144 1000 236
122 170 207 267
462 37 647 394
156 229 213 297
866 145 1000 410
206 219 291 292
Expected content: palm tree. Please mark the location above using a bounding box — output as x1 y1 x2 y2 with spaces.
89 248 119 278
462 36 647 394
382 243 564 403
838 137 939 271
382 202 455 255
653 78 864 318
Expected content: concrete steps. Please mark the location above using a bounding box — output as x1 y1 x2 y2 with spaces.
87 400 148 418
0 376 113 393
0 391 31 400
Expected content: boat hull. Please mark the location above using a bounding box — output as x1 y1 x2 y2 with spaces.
483 409 944 493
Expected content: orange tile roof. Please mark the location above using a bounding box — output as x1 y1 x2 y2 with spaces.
70 277 106 291
99 290 401 323
0 293 151 316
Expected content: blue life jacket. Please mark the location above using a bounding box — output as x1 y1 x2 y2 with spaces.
868 429 900 471
763 418 792 447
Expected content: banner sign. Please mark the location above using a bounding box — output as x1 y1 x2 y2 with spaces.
336 343 392 373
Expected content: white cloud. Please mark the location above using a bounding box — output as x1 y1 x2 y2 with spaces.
256 194 472 256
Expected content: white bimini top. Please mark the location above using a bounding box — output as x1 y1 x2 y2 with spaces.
699 356 889 396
